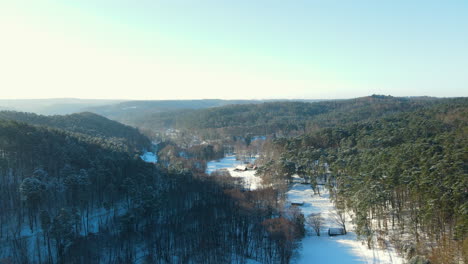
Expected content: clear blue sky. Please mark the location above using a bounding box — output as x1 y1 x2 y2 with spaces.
0 0 467 99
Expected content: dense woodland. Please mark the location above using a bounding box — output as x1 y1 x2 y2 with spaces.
0 111 150 151
0 114 301 263
257 98 468 263
122 96 443 140
0 96 466 263
86 99 265 124
108 95 467 263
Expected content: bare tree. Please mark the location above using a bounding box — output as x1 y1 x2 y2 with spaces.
306 213 324 236
331 209 347 234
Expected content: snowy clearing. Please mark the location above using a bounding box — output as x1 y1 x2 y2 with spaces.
225 167 262 190
206 156 404 263
288 176 404 264
206 155 261 190
140 151 157 163
140 143 159 163
206 155 255 174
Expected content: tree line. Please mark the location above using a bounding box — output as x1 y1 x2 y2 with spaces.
125 95 445 141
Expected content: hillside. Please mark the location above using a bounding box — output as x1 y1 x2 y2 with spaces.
125 95 444 139
0 117 302 264
257 98 468 263
0 96 465 263
85 99 270 125
0 111 150 151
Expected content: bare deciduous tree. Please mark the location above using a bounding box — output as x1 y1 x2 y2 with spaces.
306 213 324 236
331 209 347 234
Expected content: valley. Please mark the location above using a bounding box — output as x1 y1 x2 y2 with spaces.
0 96 466 263
2 2 466 262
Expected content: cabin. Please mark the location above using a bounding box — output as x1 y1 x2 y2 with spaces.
291 202 304 206
246 163 257 170
234 165 247 171
328 228 345 236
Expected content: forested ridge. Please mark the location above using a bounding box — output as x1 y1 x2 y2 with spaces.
0 114 301 263
0 111 150 151
86 99 265 123
258 98 468 263
0 97 466 263
126 95 444 140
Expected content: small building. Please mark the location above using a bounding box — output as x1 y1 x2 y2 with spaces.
291 202 304 206
328 228 345 236
246 163 257 170
234 165 247 171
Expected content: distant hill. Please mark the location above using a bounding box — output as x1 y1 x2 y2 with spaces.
85 99 268 122
0 98 325 119
0 111 150 151
124 95 447 139
259 98 468 262
0 98 123 115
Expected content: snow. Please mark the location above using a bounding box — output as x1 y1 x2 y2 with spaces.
206 155 250 174
251 136 266 141
245 258 262 264
141 151 157 163
140 143 158 163
0 203 128 263
288 176 404 264
206 156 404 263
226 168 262 190
235 165 247 170
206 155 261 190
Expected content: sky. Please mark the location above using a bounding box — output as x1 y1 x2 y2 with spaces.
0 0 467 100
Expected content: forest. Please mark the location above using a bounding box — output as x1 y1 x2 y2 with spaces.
256 98 468 263
0 96 466 263
0 113 302 263
0 111 150 151
119 96 445 141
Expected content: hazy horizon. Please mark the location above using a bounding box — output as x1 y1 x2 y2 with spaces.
0 95 462 102
1 1 467 100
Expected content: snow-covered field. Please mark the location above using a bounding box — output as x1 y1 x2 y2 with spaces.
225 167 262 190
140 151 157 163
206 155 255 174
206 156 404 263
140 143 158 163
288 176 404 264
206 155 261 190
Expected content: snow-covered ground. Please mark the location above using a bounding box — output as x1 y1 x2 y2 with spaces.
140 143 158 163
288 176 404 264
206 156 403 263
141 151 157 163
225 167 262 190
206 155 261 190
206 155 255 174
